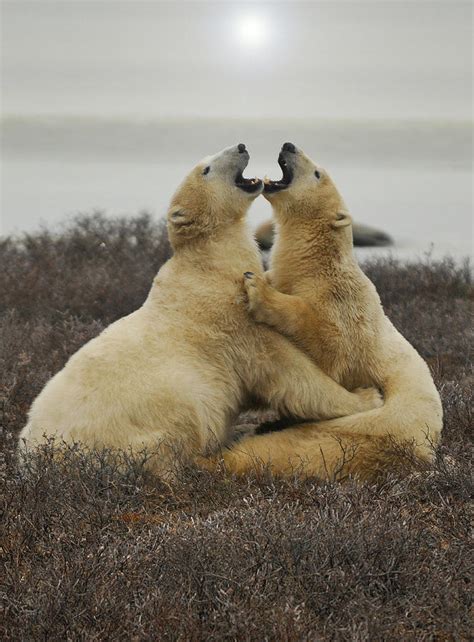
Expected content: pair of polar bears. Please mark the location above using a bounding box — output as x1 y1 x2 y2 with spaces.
20 143 442 481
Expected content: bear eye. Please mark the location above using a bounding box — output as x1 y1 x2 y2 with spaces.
314 170 321 179
203 166 210 175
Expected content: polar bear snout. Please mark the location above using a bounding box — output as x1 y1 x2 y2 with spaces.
282 142 297 154
263 145 297 195
200 144 261 194
213 144 262 195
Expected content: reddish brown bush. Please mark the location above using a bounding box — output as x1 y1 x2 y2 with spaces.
1 215 472 640
0 212 172 324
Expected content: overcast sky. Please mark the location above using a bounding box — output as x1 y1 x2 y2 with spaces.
1 0 472 121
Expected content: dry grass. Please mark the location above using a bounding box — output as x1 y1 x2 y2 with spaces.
1 214 473 640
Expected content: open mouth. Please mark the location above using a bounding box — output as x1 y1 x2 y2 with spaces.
234 171 262 193
263 152 294 194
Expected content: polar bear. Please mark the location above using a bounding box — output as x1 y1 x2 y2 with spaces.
254 217 392 251
212 143 442 481
19 144 381 477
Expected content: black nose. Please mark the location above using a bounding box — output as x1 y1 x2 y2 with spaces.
282 142 296 153
238 143 246 153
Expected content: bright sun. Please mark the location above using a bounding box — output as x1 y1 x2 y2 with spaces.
236 15 269 49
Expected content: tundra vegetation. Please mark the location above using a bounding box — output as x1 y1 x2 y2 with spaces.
1 213 472 640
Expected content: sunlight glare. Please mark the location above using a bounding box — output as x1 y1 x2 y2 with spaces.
236 15 269 49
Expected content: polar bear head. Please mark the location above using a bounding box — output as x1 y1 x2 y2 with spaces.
167 144 262 248
263 143 353 240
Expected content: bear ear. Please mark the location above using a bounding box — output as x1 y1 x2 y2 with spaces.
331 212 352 229
167 207 194 229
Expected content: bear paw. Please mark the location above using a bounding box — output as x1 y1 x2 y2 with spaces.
243 271 273 323
352 386 384 412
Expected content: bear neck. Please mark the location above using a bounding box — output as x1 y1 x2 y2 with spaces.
175 217 260 271
271 214 359 284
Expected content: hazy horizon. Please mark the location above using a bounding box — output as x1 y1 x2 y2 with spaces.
1 1 472 256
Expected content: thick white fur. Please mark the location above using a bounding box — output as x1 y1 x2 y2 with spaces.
215 145 443 481
19 145 381 477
